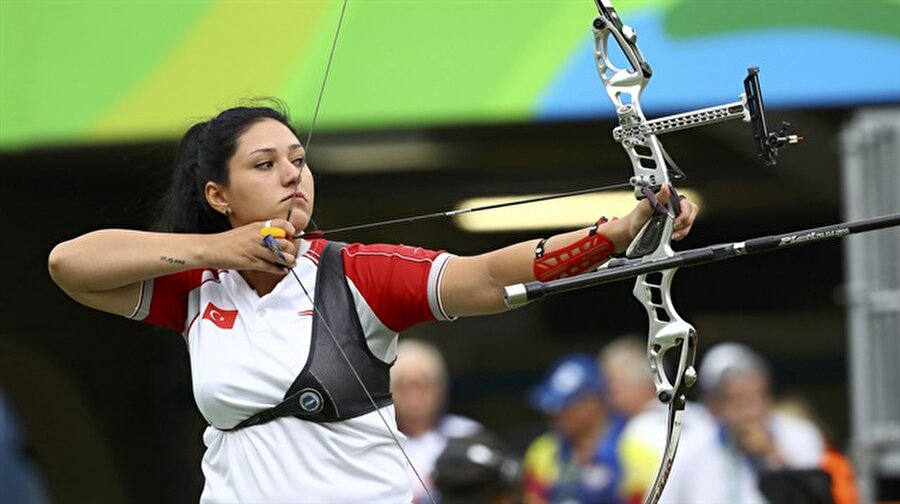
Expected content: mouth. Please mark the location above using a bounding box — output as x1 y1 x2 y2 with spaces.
281 192 306 203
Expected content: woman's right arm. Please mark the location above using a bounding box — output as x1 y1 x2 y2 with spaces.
48 230 222 316
48 222 297 316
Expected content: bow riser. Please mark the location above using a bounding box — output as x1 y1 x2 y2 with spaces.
637 267 698 403
621 134 671 199
593 4 697 503
594 2 694 408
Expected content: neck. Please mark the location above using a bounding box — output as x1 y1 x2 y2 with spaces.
240 239 308 296
630 394 659 416
399 417 435 437
572 416 608 462
241 270 283 297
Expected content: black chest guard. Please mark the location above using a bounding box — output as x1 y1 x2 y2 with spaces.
225 241 393 430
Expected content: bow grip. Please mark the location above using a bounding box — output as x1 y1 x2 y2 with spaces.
627 185 682 258
628 213 667 258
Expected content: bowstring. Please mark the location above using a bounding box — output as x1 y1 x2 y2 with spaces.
286 0 348 224
283 2 437 502
290 270 437 504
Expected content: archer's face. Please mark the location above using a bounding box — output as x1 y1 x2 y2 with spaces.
223 118 315 231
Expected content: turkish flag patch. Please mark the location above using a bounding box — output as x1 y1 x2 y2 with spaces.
202 302 238 329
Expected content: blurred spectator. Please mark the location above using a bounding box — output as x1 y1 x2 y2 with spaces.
434 428 522 504
661 343 829 504
600 336 712 504
777 397 859 504
392 339 482 504
523 354 626 504
0 390 52 504
600 336 657 419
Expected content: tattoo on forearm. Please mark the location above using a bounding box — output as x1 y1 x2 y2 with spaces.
160 256 186 265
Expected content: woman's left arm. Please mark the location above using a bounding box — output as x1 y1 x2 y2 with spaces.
439 185 698 317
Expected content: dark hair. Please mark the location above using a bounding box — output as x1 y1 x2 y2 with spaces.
157 103 299 233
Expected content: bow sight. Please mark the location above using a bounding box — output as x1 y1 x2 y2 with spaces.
744 67 805 165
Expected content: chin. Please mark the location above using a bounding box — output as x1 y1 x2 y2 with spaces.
292 216 313 233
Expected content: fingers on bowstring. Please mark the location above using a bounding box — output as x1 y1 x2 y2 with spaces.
275 237 297 256
273 239 298 268
249 244 290 274
270 218 296 237
257 236 295 272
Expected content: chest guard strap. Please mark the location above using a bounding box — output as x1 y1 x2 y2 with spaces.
225 241 393 430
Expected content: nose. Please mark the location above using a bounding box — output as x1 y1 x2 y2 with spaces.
282 158 302 186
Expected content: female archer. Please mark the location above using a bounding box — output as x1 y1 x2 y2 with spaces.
48 104 697 503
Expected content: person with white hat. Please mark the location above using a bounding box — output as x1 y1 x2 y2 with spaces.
660 343 826 503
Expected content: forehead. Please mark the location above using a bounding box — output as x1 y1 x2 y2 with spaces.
393 355 438 381
721 372 767 394
236 118 301 152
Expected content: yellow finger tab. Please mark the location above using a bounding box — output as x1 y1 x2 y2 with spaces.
259 227 286 239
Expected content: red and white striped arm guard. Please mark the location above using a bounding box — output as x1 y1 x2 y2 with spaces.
532 217 616 282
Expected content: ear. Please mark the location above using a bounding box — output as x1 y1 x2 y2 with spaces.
205 181 230 216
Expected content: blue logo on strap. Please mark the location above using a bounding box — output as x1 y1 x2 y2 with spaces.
298 389 324 413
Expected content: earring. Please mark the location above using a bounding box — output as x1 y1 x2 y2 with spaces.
224 208 231 217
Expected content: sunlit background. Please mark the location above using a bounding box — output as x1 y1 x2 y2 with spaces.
2 0 898 502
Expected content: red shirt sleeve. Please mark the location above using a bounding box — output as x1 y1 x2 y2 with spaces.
135 269 205 333
339 242 447 332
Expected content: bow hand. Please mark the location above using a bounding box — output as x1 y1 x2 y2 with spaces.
620 185 699 254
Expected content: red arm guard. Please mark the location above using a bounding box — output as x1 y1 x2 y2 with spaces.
533 218 616 282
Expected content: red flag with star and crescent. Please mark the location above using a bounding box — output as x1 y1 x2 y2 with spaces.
202 302 238 329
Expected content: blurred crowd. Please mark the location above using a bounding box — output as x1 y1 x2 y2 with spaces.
394 338 858 504
1 336 857 503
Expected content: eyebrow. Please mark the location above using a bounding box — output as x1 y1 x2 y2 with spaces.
248 144 305 157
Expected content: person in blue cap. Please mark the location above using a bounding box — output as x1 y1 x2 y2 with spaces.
523 354 626 504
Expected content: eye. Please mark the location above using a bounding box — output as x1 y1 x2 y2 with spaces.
292 157 305 167
254 160 274 169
